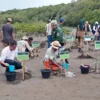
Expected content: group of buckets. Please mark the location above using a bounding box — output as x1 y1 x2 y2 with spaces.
6 64 90 81
5 65 16 81
41 64 90 79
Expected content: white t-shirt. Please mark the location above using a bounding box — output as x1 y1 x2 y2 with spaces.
17 40 33 52
46 23 52 35
0 46 18 61
44 47 59 61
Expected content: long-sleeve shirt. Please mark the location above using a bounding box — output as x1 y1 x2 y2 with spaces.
17 40 33 52
52 26 64 43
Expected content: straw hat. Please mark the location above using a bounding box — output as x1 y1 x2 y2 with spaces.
51 41 61 49
22 36 28 40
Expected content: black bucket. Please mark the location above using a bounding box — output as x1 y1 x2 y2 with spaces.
80 65 90 74
41 69 51 79
5 71 16 81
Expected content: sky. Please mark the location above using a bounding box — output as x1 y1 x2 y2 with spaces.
0 0 71 11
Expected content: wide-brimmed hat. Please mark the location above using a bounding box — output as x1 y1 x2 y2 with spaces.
22 36 28 40
51 41 61 49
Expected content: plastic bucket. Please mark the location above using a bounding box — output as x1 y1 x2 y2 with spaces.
9 65 15 72
41 69 51 79
80 65 90 74
5 71 16 81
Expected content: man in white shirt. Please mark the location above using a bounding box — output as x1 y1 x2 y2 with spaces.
0 40 22 70
46 20 52 48
44 41 62 71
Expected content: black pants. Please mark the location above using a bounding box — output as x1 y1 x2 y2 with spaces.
4 59 22 70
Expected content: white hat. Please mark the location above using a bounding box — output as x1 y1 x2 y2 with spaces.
7 18 12 22
51 41 61 49
51 20 58 25
22 36 28 40
95 21 99 24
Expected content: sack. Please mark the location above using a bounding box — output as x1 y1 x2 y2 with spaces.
76 31 85 37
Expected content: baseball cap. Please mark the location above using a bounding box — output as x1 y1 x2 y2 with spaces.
60 18 65 23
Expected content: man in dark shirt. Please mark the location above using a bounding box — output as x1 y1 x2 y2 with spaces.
1 18 15 47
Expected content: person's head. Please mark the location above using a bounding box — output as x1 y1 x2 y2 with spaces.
95 21 99 25
51 41 61 52
51 20 58 30
28 37 33 44
85 21 89 25
60 18 65 25
22 36 28 41
79 20 84 31
7 18 12 24
9 40 17 51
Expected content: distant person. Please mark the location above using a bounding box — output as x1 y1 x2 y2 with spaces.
46 19 52 48
92 21 99 35
84 21 92 36
17 36 33 57
76 20 85 52
58 18 65 30
0 40 22 70
1 18 15 47
51 20 64 46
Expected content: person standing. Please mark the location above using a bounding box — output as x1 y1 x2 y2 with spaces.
92 21 99 35
0 18 15 47
76 20 85 52
58 18 65 31
46 20 52 48
84 21 92 36
51 20 64 46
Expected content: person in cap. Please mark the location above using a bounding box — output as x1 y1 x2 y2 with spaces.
17 36 34 57
92 21 99 35
0 40 22 71
58 18 65 30
46 19 52 48
0 18 15 47
51 20 64 46
43 41 62 71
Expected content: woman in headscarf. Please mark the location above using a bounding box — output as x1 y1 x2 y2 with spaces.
76 20 85 52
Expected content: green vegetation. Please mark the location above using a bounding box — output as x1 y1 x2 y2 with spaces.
0 0 99 36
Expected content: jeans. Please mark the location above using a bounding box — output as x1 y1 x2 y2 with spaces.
47 35 52 48
4 59 22 70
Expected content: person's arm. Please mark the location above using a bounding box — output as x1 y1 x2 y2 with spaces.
25 42 33 52
12 27 15 40
50 60 62 70
0 61 9 68
89 25 92 32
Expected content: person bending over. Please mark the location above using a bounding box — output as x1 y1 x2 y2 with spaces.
0 40 22 70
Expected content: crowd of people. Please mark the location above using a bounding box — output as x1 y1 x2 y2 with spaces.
0 17 100 77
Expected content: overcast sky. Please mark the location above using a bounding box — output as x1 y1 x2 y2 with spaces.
0 0 71 11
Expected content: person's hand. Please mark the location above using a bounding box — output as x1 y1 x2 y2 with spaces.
59 66 63 70
4 63 9 67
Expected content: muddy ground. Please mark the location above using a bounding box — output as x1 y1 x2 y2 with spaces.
0 38 100 100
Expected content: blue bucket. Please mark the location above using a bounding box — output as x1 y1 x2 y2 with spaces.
62 63 69 70
9 65 15 72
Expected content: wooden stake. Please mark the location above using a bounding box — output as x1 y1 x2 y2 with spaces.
22 61 25 81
